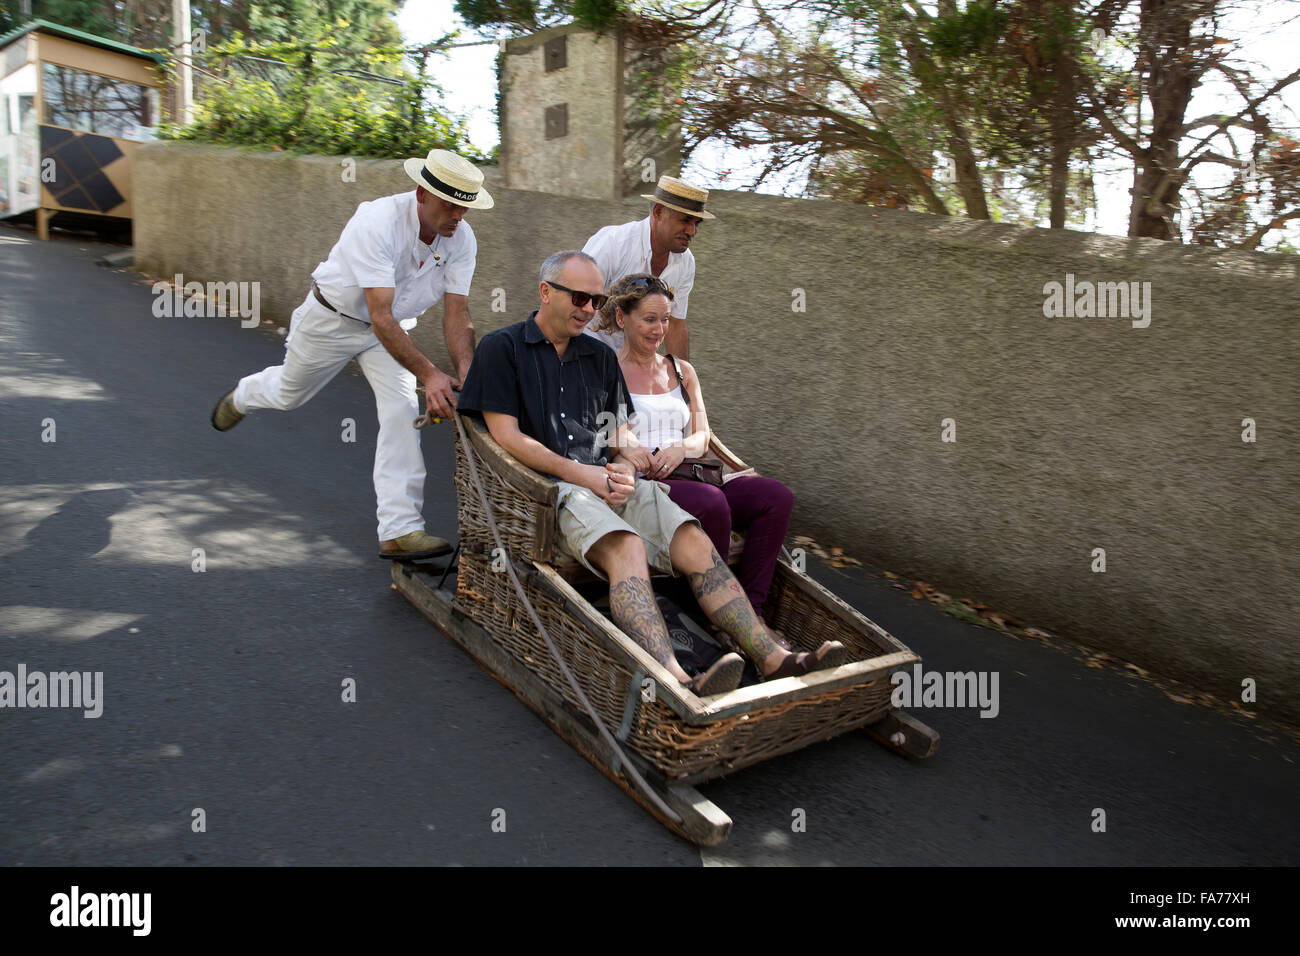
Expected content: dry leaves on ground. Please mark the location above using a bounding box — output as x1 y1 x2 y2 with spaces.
792 534 1290 744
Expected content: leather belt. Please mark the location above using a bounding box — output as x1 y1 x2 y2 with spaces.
312 282 364 322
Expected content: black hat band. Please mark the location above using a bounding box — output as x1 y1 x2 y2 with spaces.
421 166 478 203
653 186 705 212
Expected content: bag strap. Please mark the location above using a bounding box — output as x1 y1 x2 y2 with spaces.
665 355 720 474
666 354 689 409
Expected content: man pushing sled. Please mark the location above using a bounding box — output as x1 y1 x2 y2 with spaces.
211 149 492 560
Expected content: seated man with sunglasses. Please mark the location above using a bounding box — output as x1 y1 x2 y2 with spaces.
457 251 849 697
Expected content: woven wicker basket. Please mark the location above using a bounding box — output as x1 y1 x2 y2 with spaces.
451 415 918 783
454 417 556 562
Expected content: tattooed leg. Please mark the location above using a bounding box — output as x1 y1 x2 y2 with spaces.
679 534 790 675
609 576 681 672
589 530 692 683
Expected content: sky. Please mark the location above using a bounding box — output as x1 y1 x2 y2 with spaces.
396 0 1300 245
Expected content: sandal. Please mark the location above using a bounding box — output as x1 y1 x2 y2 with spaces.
689 652 745 697
764 640 851 680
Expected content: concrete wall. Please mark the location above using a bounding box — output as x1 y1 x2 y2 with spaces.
134 143 1300 725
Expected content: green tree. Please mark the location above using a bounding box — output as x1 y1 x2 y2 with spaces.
4 0 482 160
157 21 484 160
1 1 120 37
455 0 623 33
1 0 405 51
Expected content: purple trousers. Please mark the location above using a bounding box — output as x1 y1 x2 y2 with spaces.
661 475 794 616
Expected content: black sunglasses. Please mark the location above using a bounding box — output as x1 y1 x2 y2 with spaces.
546 280 608 310
623 276 674 299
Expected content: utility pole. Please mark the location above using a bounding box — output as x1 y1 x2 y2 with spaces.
172 0 193 124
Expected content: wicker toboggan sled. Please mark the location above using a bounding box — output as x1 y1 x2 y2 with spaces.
391 414 938 845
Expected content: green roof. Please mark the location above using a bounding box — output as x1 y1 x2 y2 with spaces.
0 18 165 64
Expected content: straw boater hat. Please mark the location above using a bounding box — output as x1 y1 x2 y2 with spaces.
404 149 494 209
641 175 716 220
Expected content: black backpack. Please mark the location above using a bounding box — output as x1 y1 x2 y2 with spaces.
656 593 726 676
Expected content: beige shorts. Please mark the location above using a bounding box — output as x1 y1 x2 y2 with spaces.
554 479 699 578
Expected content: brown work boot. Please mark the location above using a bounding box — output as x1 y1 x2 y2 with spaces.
378 529 452 560
210 389 245 431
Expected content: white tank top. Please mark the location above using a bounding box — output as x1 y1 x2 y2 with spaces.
630 385 689 451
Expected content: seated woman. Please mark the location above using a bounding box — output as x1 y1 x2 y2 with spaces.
597 273 800 650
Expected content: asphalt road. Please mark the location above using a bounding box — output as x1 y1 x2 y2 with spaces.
1 224 1295 866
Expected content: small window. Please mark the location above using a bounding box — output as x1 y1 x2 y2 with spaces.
42 63 157 141
545 103 568 140
544 35 567 72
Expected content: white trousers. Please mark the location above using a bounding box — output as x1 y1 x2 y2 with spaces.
233 295 424 541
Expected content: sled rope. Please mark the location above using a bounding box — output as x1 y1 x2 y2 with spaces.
453 412 683 826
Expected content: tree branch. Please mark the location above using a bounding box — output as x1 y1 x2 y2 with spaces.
1237 208 1300 250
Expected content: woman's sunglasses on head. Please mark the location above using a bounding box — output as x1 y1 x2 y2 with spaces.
624 276 673 299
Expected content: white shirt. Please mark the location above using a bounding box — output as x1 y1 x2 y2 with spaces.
581 215 695 351
628 385 690 452
311 190 477 330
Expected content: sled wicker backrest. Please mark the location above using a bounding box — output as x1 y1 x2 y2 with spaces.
454 414 557 562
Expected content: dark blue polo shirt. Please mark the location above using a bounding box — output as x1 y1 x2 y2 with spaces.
458 311 635 469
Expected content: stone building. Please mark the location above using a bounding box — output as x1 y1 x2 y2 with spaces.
498 23 682 200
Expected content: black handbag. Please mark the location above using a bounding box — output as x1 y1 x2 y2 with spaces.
664 354 725 487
